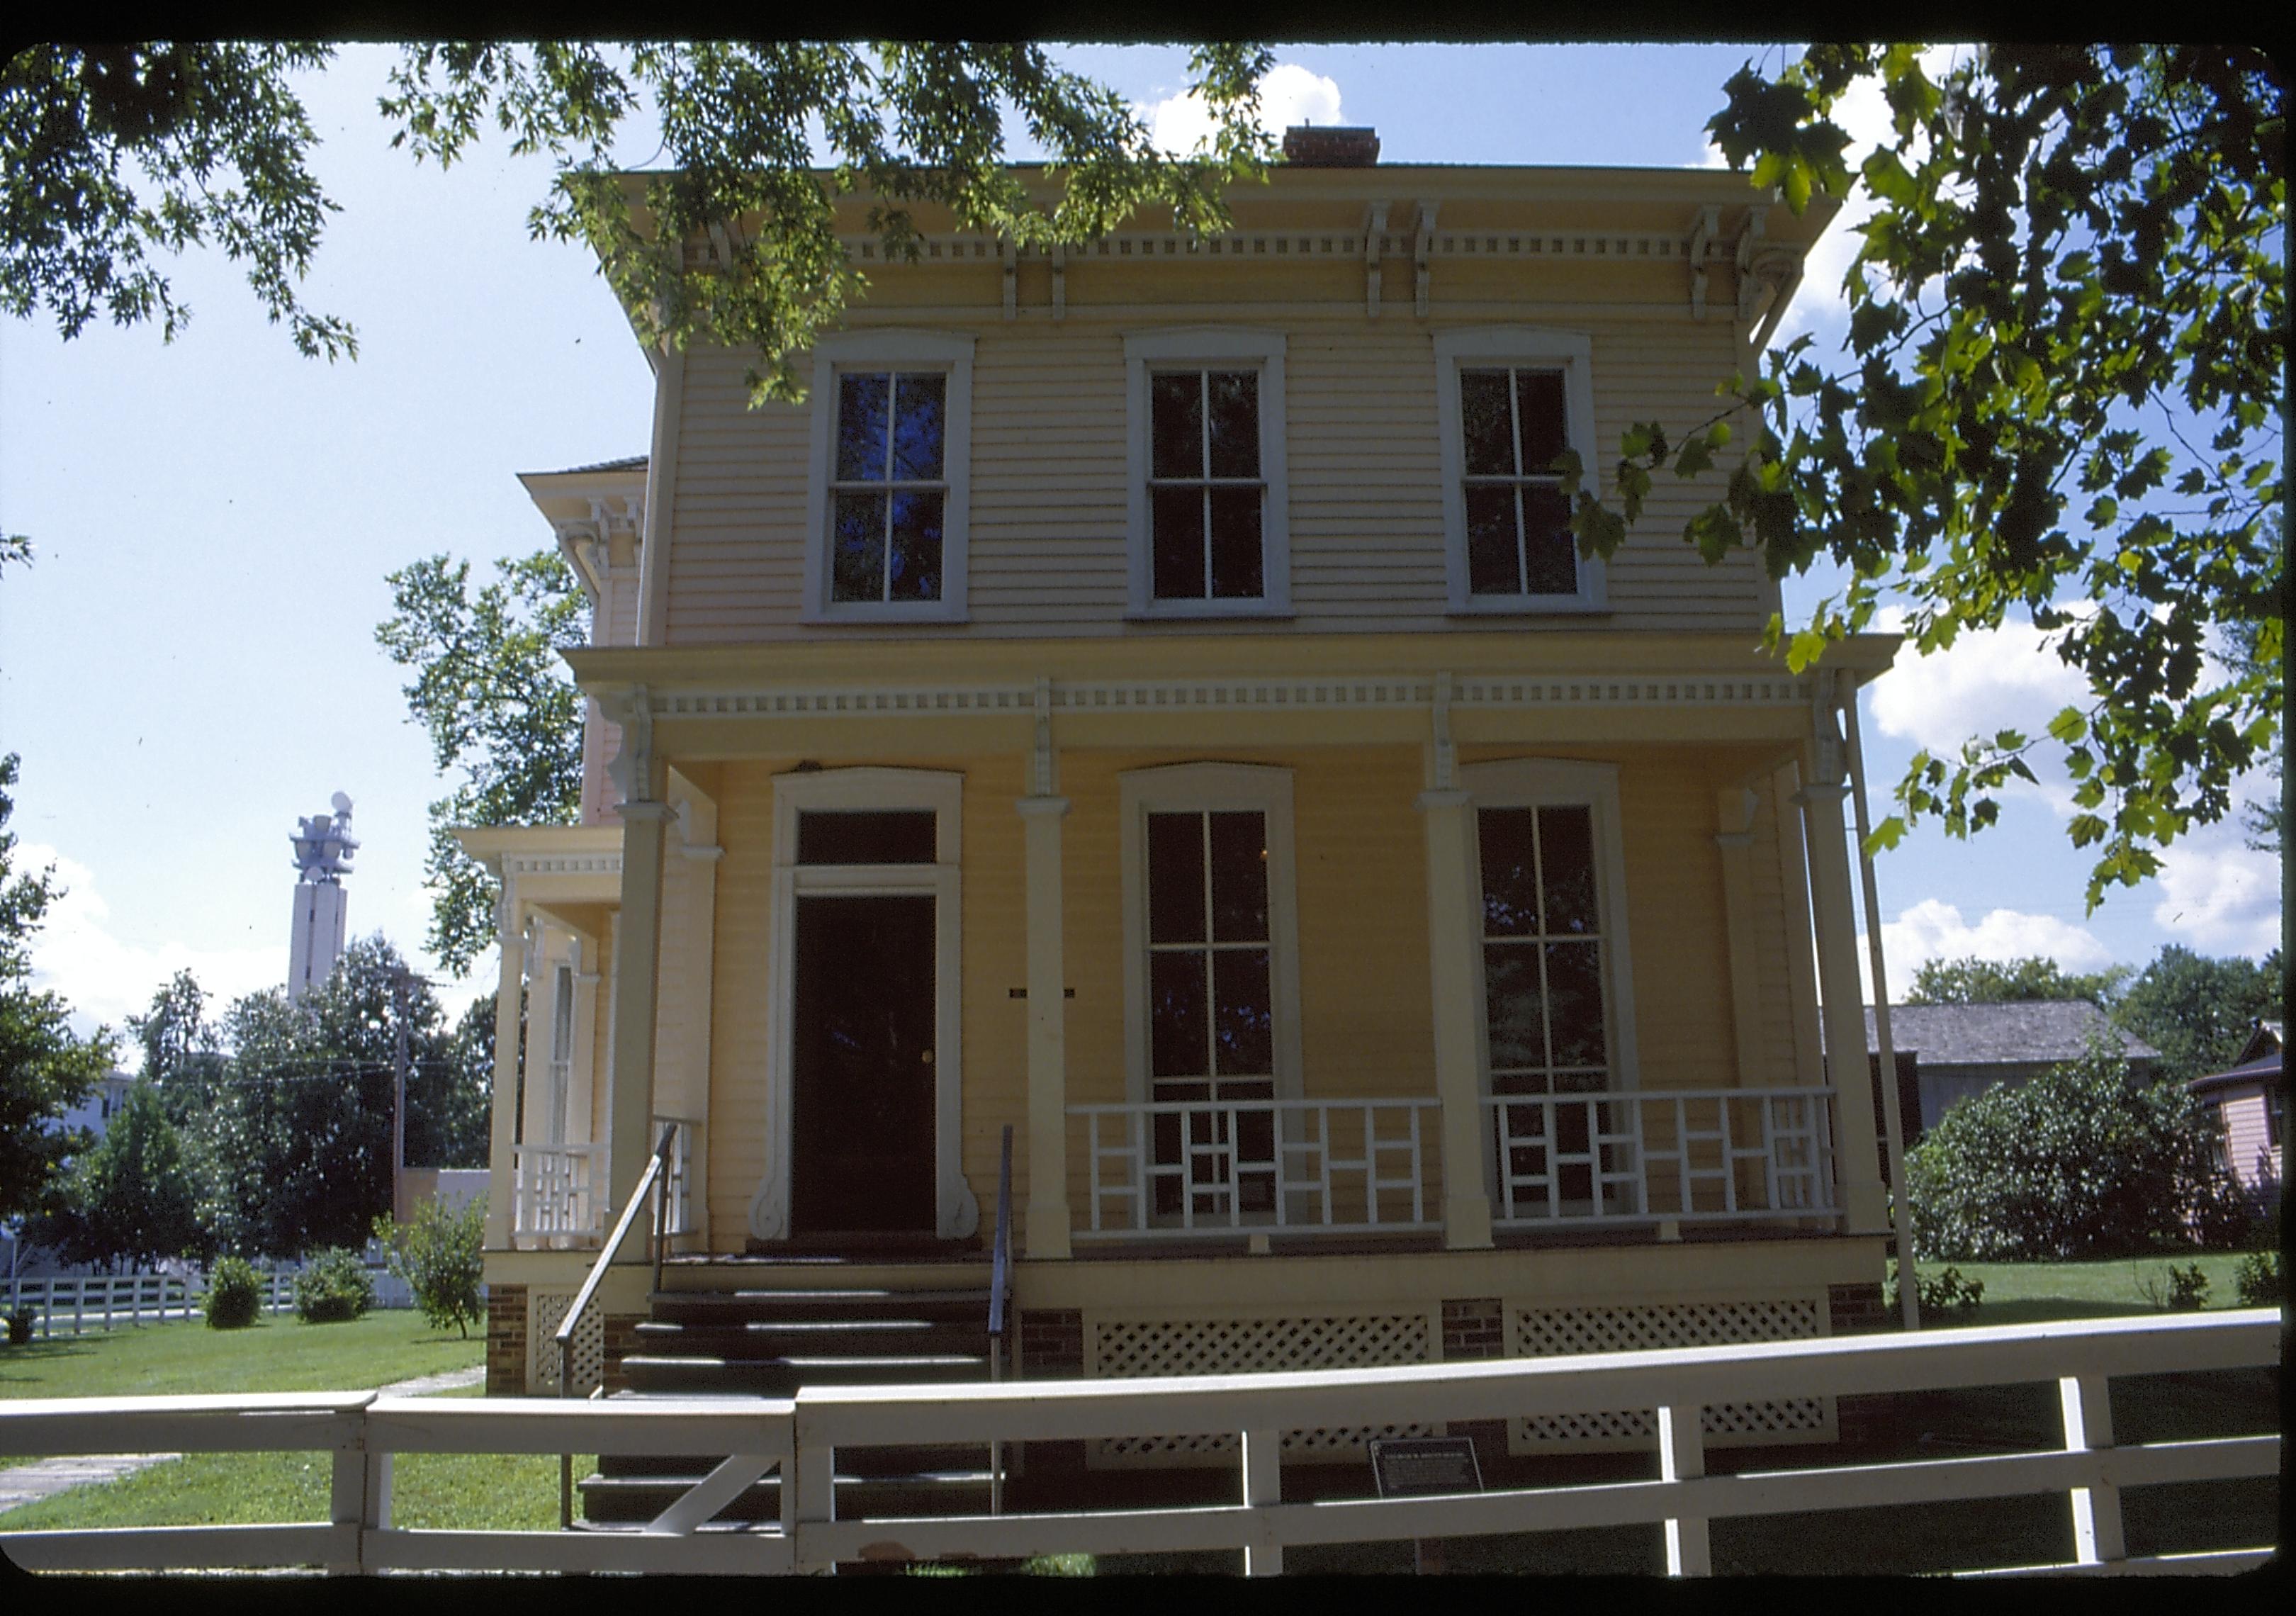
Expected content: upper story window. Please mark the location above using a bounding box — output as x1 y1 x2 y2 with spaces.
803 330 974 622
1125 330 1290 617
1435 329 1605 615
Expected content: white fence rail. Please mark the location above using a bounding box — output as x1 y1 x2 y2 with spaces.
6 1268 301 1338
0 1311 2275 1576
1488 1087 1835 1227
511 1143 601 1241
1074 1098 1440 1236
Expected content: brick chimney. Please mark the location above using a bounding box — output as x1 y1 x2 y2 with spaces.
1281 125 1380 167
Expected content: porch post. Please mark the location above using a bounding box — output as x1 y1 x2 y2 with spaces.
1714 787 1764 1087
604 689 670 1248
484 889 525 1250
1795 701 1890 1235
1419 787 1495 1250
1019 795 1072 1258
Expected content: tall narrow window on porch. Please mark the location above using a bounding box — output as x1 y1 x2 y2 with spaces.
1147 809 1276 1214
547 963 575 1146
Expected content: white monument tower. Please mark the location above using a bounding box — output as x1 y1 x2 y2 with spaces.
288 792 359 1001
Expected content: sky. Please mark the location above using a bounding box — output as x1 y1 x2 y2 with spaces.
0 44 2280 1068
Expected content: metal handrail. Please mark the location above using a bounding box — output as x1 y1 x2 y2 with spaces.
987 1123 1014 1515
556 1121 681 1530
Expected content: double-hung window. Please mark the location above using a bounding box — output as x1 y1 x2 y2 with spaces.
1120 764 1303 1220
1125 330 1290 616
804 330 974 622
1435 329 1604 613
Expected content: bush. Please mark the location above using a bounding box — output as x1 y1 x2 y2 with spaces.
373 1195 485 1339
1903 1036 2252 1262
2234 1250 2283 1306
205 1255 264 1329
2137 1262 2210 1312
6 1305 32 1346
293 1245 375 1324
1888 1261 1985 1316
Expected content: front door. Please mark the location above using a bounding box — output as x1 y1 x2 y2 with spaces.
789 892 938 1233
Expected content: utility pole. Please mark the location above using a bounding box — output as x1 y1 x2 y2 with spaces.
389 968 411 1228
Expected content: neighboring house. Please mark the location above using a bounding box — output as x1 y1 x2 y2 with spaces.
459 128 1910 1461
1833 1001 2159 1141
2190 1021 2283 1214
1 1069 135 1279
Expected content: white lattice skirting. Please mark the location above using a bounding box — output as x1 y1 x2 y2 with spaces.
527 1291 607 1396
1507 1297 1832 1452
1088 1312 1438 1465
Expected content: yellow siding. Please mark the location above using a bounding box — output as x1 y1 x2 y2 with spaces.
660 308 1773 646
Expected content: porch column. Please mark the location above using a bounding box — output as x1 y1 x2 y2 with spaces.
1019 795 1072 1258
483 890 524 1250
1715 787 1763 1086
604 692 671 1251
1795 714 1890 1234
1419 787 1495 1250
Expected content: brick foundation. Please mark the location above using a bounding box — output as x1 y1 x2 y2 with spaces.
1441 1297 1504 1360
1828 1281 1889 1336
486 1283 527 1397
1020 1308 1084 1376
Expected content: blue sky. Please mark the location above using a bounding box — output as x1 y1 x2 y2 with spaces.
0 44 2278 1056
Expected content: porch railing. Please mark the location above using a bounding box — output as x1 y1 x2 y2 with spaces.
1487 1086 1836 1228
510 1143 600 1240
1074 1097 1440 1237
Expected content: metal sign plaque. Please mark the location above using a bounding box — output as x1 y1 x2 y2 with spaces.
1368 1435 1484 1498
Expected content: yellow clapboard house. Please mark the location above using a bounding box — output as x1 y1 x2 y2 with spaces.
463 128 1901 1471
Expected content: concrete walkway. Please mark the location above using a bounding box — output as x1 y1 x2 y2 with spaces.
0 1364 488 1516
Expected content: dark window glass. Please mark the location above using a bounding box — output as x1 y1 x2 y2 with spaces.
796 809 938 865
1460 369 1515 475
888 490 945 602
1208 488 1264 598
1147 812 1205 945
1150 372 1203 478
1212 949 1273 1076
835 373 890 482
1205 371 1259 478
831 490 887 603
1151 486 1207 598
1483 944 1546 1075
1514 370 1568 474
1465 486 1520 595
1150 950 1209 1079
1479 808 1540 936
1207 812 1268 943
1521 487 1577 595
891 373 945 480
1543 941 1607 1068
1536 805 1598 933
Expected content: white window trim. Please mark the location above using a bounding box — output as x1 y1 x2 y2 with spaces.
1434 327 1606 615
1118 762 1305 1106
1458 758 1639 1095
802 330 974 624
750 767 977 1242
1124 328 1292 619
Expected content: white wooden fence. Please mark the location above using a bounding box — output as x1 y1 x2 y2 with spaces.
6 1269 300 1338
0 1310 2276 1576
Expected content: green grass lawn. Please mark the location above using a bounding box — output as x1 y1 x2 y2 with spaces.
0 1308 483 1402
1912 1252 2275 1327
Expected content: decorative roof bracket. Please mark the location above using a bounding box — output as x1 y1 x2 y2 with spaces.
1733 205 1768 323
1051 241 1067 320
1414 201 1440 318
1364 201 1390 320
1689 206 1718 320
1001 237 1018 320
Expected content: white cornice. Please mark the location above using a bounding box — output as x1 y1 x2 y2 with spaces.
501 851 624 879
833 226 1731 267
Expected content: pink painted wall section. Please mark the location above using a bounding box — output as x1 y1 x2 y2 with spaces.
2211 1087 2282 1203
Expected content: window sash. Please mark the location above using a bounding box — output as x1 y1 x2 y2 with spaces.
1148 368 1265 600
1460 365 1575 598
829 369 948 604
1478 803 1613 1094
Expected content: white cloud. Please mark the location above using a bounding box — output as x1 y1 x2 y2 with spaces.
1857 897 2115 1000
2151 819 2283 958
1866 616 2090 815
21 842 284 1056
1142 62 1343 156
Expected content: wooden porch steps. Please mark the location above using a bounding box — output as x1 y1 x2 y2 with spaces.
576 1276 1001 1532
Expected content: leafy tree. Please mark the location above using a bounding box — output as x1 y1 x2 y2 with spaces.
1567 45 2283 909
376 550 587 975
43 1080 206 1269
374 1194 485 1338
128 967 227 1128
6 43 1275 403
409 992 496 1170
1904 1035 2251 1260
2110 943 2285 1087
1904 954 2129 1006
0 753 115 1225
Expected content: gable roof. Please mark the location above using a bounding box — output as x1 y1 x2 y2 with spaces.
2234 1019 2283 1066
1821 1000 2159 1066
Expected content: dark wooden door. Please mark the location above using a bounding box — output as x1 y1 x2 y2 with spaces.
790 893 938 1233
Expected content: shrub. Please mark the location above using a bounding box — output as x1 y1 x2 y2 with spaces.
293 1245 375 1324
1903 1036 2252 1262
6 1305 32 1346
2137 1262 2210 1312
205 1255 264 1329
2234 1250 2283 1306
1888 1261 1985 1316
372 1195 485 1339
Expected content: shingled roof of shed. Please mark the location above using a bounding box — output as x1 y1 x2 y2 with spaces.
1821 1000 2158 1066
